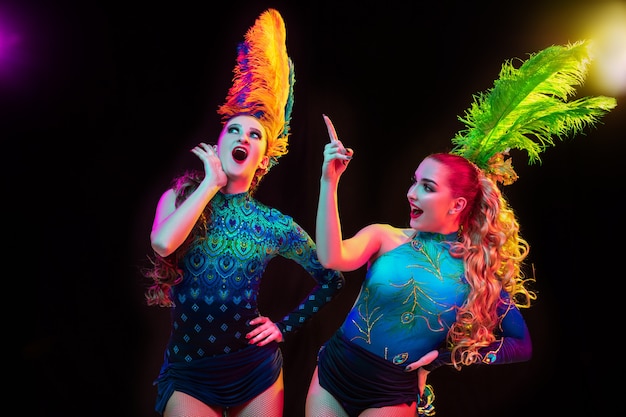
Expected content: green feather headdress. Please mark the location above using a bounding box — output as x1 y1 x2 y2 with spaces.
217 8 295 170
450 40 617 185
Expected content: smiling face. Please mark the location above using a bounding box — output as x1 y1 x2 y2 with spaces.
216 115 270 193
406 157 466 235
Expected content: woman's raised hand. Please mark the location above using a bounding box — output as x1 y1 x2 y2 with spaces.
321 114 353 180
191 142 227 188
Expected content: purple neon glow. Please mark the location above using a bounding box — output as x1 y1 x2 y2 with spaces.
0 30 20 60
0 8 23 80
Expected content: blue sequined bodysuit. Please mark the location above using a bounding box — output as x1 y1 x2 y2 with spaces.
154 191 344 412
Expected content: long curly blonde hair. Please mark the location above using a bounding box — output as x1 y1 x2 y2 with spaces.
429 153 536 369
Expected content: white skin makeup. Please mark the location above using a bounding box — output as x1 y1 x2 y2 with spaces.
211 114 270 195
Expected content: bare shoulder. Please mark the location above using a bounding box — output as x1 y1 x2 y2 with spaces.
364 224 414 261
156 188 177 206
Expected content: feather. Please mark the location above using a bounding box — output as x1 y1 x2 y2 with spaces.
450 40 617 185
217 9 295 169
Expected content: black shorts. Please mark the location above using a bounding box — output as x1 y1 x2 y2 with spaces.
154 343 282 414
317 330 417 417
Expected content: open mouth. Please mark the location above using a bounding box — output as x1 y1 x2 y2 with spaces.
410 206 423 218
232 147 248 161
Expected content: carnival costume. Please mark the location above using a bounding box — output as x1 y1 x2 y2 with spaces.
148 9 345 413
154 192 344 412
315 41 617 417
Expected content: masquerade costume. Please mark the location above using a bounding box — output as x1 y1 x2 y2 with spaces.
315 41 616 416
318 232 467 416
316 232 529 416
155 193 344 412
149 9 344 413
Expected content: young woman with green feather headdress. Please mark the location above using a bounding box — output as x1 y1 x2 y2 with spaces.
142 9 345 417
305 40 616 417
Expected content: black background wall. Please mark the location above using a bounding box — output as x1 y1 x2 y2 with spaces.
7 0 625 416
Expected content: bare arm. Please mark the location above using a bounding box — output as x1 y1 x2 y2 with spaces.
150 143 227 257
316 115 383 271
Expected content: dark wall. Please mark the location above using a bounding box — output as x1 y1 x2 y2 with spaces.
9 0 624 416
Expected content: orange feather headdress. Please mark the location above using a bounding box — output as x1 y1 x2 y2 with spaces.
217 8 295 170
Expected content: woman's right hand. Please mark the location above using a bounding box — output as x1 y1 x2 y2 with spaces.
191 142 227 189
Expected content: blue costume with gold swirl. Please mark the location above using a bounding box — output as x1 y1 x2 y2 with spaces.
154 191 344 413
341 231 468 364
317 231 531 416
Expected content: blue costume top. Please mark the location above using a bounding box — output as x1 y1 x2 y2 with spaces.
317 230 531 416
154 191 344 412
340 231 468 365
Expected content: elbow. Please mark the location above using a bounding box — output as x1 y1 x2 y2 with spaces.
510 331 533 363
316 250 332 269
516 341 532 363
151 234 175 258
152 243 173 258
317 251 352 272
315 244 348 271
523 339 533 362
323 261 341 270
522 327 533 361
318 255 338 270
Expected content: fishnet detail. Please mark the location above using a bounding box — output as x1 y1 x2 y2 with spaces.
163 391 222 417
225 371 284 417
305 368 417 416
163 371 284 417
360 403 416 417
305 368 348 417
306 395 349 417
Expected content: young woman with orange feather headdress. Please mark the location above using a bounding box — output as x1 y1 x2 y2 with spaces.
143 9 344 417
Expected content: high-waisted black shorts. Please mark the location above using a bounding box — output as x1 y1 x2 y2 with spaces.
317 330 417 417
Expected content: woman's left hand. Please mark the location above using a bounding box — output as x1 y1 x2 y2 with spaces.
247 316 283 346
403 350 437 398
404 349 438 372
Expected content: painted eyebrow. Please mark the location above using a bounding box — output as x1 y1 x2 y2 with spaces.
227 122 263 138
421 178 438 187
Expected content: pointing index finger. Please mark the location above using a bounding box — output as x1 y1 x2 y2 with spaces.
323 114 339 143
